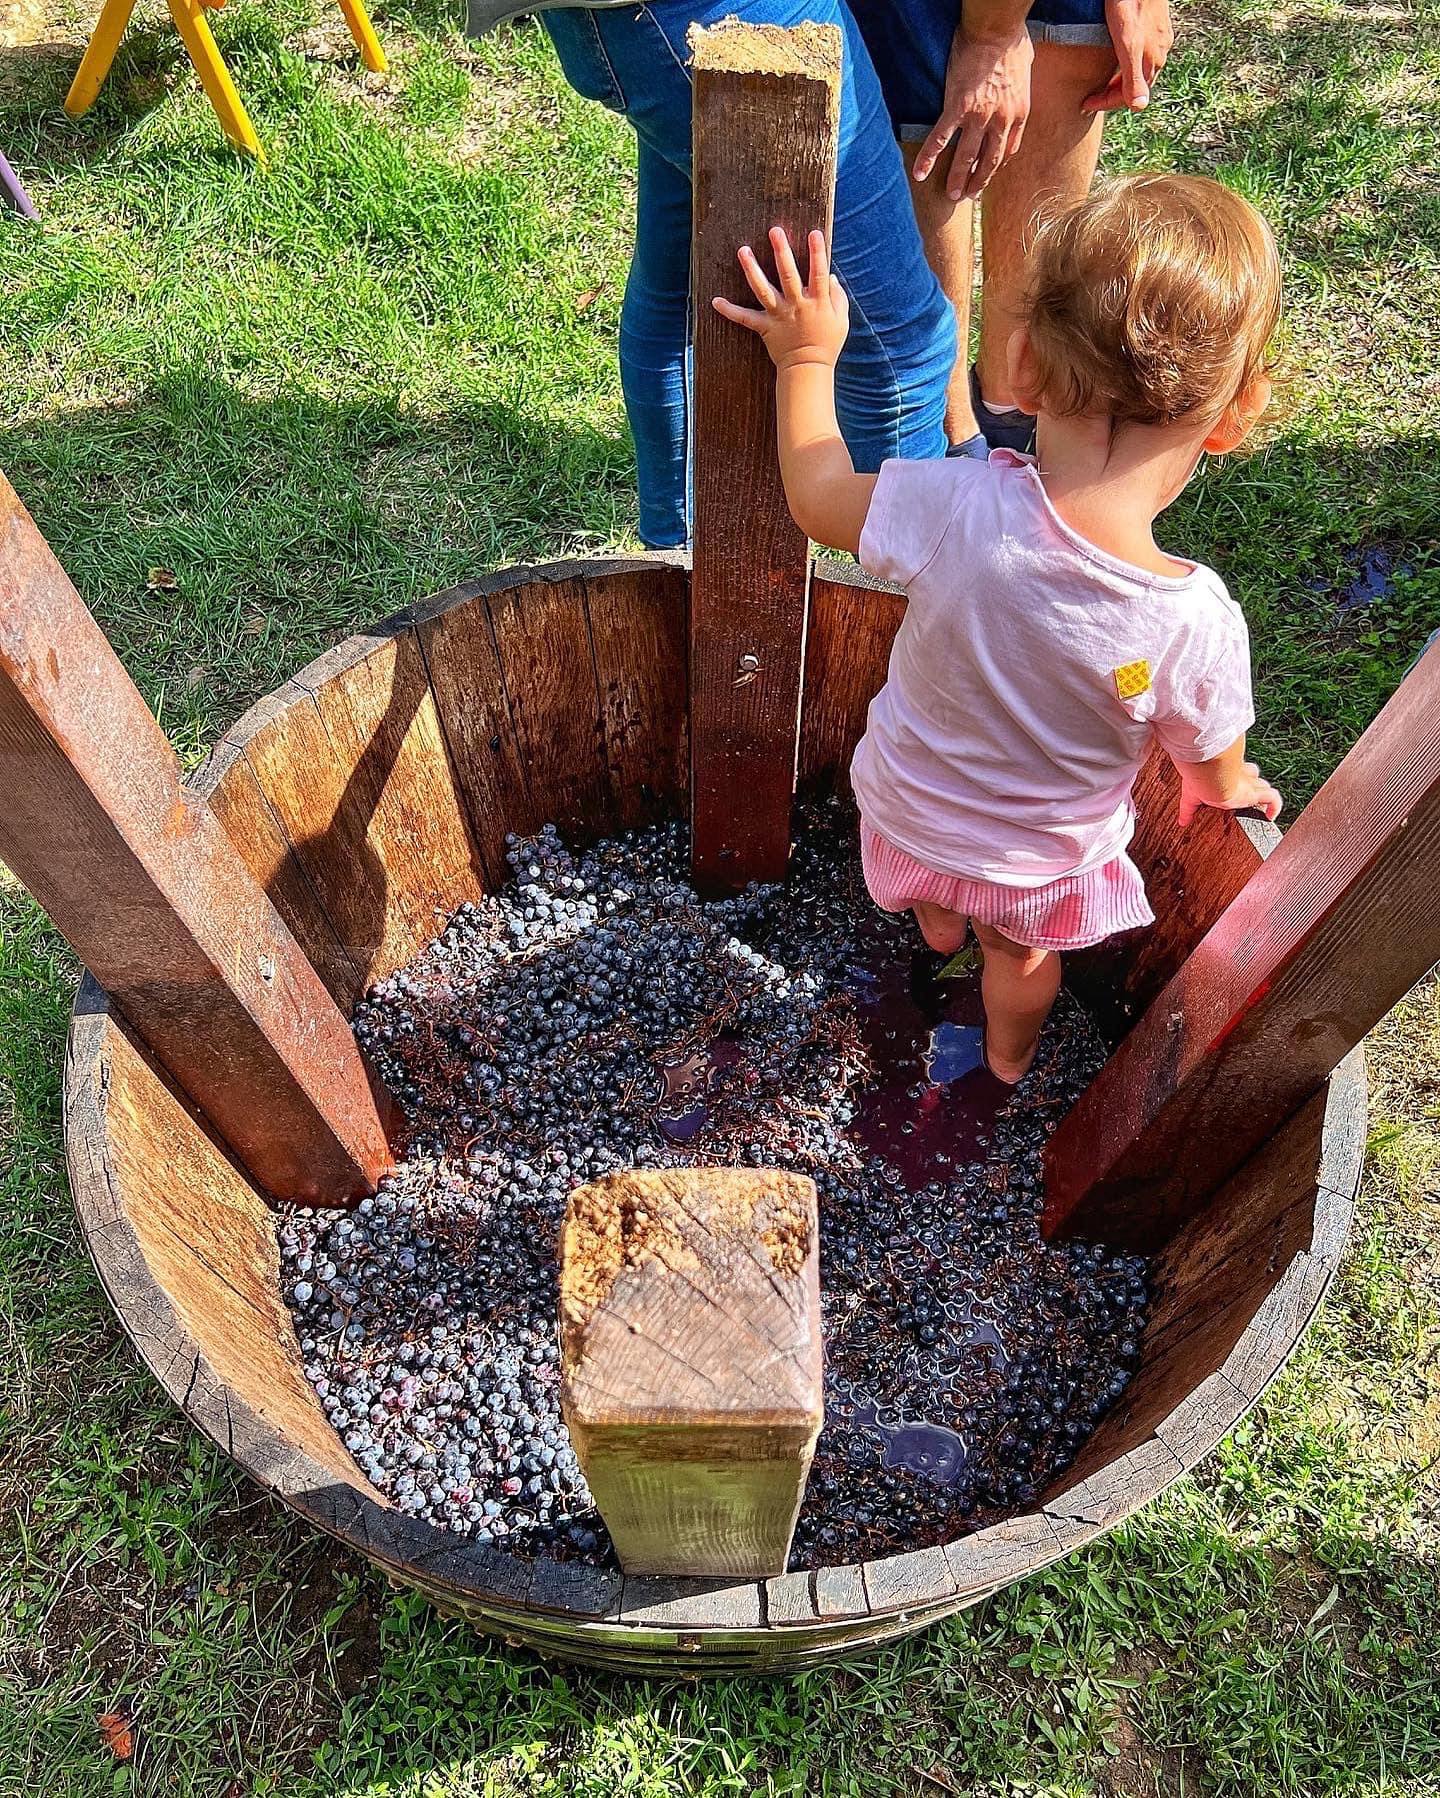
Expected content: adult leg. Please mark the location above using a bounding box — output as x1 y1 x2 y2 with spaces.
974 39 1113 411
900 143 980 448
620 139 693 548
971 919 1061 1082
541 8 696 548
825 1 954 468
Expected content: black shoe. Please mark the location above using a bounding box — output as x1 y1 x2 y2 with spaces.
969 365 1036 455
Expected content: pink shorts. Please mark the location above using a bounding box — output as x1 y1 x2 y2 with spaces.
859 823 1154 953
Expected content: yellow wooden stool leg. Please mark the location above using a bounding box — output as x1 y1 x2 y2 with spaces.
336 0 387 74
166 0 264 159
65 0 141 117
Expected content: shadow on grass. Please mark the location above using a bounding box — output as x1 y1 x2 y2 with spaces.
0 30 186 167
0 366 634 745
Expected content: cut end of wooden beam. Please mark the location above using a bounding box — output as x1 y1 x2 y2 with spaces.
689 19 841 117
560 1165 817 1414
560 1166 822 1576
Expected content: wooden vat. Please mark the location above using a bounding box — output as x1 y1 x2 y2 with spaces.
64 555 1365 1673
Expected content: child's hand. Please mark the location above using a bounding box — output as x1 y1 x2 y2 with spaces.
1178 760 1284 825
712 227 850 372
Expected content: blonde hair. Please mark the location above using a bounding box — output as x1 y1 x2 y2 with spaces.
1022 173 1282 431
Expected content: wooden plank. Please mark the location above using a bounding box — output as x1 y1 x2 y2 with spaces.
1318 1045 1368 1202
527 1558 624 1622
1149 1369 1247 1467
689 21 841 890
945 1513 1064 1596
194 736 362 1009
619 1574 764 1632
765 1570 818 1627
1114 749 1274 1020
861 1544 957 1614
293 624 487 976
1043 1437 1184 1530
65 988 373 1483
583 563 690 830
0 473 394 1202
484 573 614 841
1220 1250 1337 1400
231 622 484 995
1052 1093 1334 1477
560 1167 823 1578
1144 1090 1329 1304
412 576 535 883
797 561 904 795
1044 638 1440 1250
813 1563 868 1620
418 566 651 867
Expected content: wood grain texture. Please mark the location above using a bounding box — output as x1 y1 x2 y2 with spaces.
584 562 690 831
65 986 371 1482
1069 748 1274 1039
797 560 904 795
412 575 537 882
689 22 840 890
194 736 362 1008
223 620 485 1002
1044 643 1440 1248
414 561 688 873
560 1167 823 1577
1054 1062 1362 1483
0 472 394 1202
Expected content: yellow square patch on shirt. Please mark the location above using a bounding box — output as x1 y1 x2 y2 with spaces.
1113 659 1152 701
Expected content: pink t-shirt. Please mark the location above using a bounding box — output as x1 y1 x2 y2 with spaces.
851 451 1254 888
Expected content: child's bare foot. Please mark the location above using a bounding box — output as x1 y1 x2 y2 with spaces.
983 1032 1041 1086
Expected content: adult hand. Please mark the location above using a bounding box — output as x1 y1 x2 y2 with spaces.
1082 0 1174 113
912 24 1034 202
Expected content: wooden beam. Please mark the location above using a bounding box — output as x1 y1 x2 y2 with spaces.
559 1166 823 1577
0 471 396 1204
688 21 841 891
1043 637 1440 1250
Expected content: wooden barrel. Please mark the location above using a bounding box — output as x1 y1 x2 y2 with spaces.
64 555 1365 1673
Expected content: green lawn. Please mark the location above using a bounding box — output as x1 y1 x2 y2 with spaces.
2 0 1439 1791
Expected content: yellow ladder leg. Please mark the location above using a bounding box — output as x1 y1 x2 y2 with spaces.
336 0 387 74
65 0 141 117
166 0 264 159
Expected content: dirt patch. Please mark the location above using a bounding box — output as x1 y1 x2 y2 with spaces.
0 0 46 49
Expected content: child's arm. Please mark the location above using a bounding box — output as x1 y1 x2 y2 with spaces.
1174 734 1283 825
712 227 877 556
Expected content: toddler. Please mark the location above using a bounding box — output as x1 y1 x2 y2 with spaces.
715 174 1284 1082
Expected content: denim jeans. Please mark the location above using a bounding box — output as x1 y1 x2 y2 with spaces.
542 2 955 547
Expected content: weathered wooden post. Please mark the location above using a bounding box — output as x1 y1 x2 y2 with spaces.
1044 637 1440 1251
559 1168 823 1577
0 472 396 1204
688 19 841 892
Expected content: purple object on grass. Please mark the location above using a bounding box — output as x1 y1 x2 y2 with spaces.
0 149 37 220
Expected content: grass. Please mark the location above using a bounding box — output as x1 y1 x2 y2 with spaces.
1 0 1438 1790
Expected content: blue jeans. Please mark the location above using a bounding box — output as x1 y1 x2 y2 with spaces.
542 3 954 547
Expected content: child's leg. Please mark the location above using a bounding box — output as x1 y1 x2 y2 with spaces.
912 900 968 955
971 920 1061 1083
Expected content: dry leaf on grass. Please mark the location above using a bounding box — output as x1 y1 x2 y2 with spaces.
97 1707 135 1760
